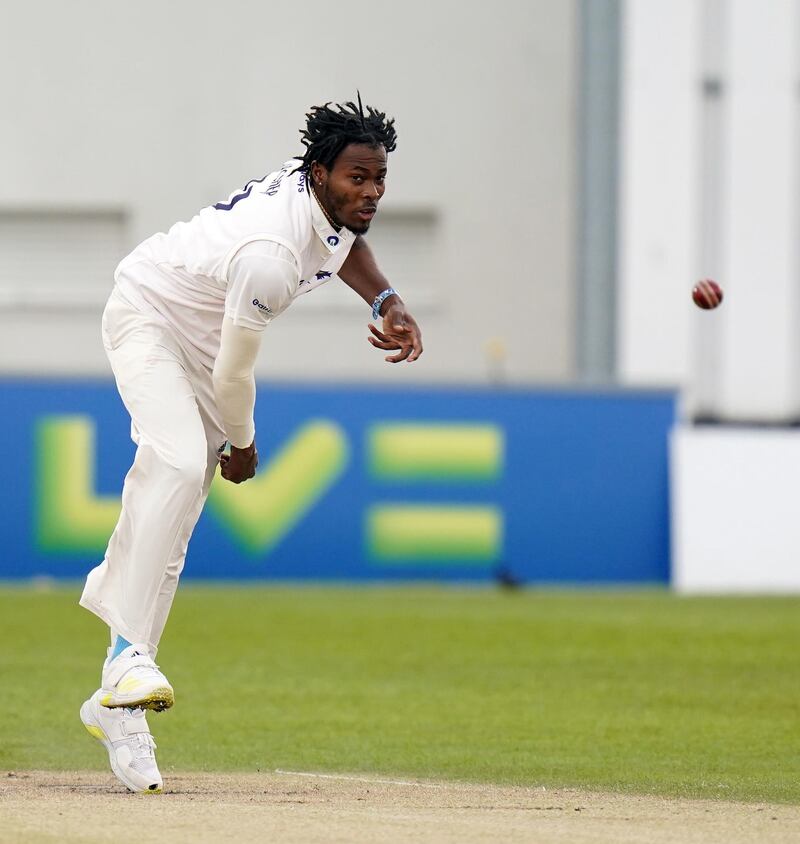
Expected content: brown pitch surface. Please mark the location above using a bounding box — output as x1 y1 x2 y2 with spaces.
2 770 799 844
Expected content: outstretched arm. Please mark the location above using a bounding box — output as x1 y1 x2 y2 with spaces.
338 236 423 363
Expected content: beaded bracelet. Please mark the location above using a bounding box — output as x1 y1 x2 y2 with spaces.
372 287 399 320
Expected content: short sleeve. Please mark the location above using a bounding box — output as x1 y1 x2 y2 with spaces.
225 240 299 330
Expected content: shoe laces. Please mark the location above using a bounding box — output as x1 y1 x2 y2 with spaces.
122 708 157 759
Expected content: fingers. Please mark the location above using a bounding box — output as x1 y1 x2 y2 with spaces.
221 469 254 484
385 345 413 363
220 463 236 482
367 322 423 363
367 323 402 350
391 342 422 363
404 320 423 362
219 453 257 483
368 323 391 342
369 335 402 351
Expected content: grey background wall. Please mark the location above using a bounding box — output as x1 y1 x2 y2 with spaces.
0 0 578 385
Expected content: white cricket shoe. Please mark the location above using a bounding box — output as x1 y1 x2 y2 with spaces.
99 644 174 712
80 689 163 794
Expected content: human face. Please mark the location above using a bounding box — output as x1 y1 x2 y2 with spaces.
312 143 387 234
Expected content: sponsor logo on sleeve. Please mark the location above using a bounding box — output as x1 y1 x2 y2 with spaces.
252 299 273 314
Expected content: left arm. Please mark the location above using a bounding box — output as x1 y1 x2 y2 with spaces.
338 235 424 363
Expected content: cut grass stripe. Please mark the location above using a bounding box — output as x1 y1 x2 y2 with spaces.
2 587 800 802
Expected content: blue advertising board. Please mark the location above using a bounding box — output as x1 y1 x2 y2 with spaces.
0 380 676 583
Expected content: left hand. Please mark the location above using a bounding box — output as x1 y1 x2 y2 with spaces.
367 303 424 363
219 441 258 483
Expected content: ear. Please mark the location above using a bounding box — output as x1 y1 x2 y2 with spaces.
310 161 327 188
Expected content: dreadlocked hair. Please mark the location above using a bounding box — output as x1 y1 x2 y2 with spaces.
295 93 397 174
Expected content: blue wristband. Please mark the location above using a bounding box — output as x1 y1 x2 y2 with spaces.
372 287 399 320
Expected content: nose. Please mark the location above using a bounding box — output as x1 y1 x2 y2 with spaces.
363 181 381 200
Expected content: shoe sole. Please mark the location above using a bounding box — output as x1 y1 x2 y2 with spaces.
99 686 175 713
80 700 163 794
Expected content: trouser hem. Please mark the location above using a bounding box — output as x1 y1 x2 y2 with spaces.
78 594 154 653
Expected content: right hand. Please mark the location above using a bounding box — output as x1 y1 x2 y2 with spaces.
367 302 424 363
219 441 258 484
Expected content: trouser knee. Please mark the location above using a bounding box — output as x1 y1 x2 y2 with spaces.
167 452 208 495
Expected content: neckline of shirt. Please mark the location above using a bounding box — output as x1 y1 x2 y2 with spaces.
308 187 355 254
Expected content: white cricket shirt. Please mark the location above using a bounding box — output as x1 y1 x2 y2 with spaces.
114 160 357 368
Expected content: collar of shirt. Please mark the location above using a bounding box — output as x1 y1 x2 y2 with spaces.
309 188 356 255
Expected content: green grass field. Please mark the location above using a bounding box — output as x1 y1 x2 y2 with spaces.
1 585 798 804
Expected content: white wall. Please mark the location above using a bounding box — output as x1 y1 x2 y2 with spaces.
0 0 577 385
619 0 800 422
618 0 701 389
716 0 800 420
672 425 800 592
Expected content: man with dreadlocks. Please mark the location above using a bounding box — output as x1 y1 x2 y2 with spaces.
77 97 422 793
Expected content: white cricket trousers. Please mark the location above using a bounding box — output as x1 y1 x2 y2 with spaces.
80 287 226 654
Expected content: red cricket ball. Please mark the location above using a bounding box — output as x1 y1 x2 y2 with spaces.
692 279 724 310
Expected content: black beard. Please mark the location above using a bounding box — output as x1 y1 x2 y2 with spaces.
347 219 371 235
318 185 374 235
329 193 372 235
